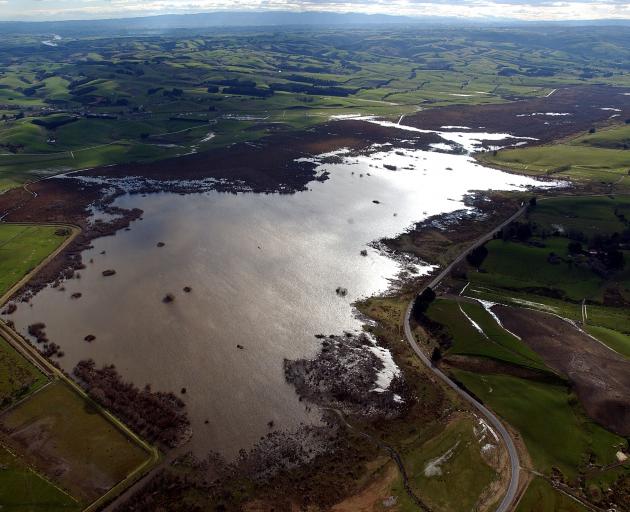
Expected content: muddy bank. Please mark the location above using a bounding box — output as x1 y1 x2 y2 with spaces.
405 85 630 144
493 305 630 436
380 191 531 267
0 179 141 302
76 119 443 194
285 333 407 420
117 418 376 512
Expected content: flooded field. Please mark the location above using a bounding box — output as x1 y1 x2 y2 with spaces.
7 136 547 458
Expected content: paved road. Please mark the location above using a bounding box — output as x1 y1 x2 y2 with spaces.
403 204 528 512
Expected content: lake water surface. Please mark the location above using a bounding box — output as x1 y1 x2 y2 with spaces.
8 136 548 457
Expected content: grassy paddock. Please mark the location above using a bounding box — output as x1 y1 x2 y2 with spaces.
516 476 587 512
0 224 69 297
0 381 151 504
451 370 623 479
471 238 606 302
478 125 630 189
404 415 498 511
425 298 548 370
530 196 630 236
0 443 80 512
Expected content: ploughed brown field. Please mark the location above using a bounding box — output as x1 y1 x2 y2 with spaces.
494 305 630 436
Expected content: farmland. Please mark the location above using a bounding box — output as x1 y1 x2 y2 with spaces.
2 25 630 189
0 443 80 512
1 381 150 503
465 195 630 354
516 477 588 512
478 124 630 191
0 334 46 408
410 194 630 509
451 371 623 480
0 224 70 297
418 295 625 483
0 19 629 512
0 221 155 510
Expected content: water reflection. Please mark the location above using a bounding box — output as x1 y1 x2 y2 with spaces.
8 143 550 457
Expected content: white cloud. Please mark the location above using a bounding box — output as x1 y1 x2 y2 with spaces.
1 0 630 21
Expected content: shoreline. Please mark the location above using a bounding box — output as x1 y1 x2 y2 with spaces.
2 86 629 509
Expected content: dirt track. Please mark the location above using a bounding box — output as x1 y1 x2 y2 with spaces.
493 305 630 436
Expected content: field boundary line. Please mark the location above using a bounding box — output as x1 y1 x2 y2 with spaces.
0 222 80 307
0 438 80 504
0 221 160 512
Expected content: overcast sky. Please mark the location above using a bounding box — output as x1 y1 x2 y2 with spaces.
1 0 629 22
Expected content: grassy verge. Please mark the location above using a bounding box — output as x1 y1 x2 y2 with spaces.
0 334 47 409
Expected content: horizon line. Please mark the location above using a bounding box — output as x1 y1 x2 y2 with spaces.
1 9 630 25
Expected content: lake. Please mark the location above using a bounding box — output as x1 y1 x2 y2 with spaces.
7 129 549 458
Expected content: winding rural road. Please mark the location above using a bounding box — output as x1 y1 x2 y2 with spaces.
403 203 528 512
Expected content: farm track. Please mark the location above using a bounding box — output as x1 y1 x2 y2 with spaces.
325 407 432 512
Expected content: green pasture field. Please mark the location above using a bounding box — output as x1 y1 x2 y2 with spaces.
451 371 623 479
0 224 69 296
575 124 630 149
530 195 630 236
471 238 607 302
516 477 587 512
425 298 549 371
479 125 630 188
1 27 630 187
394 415 498 512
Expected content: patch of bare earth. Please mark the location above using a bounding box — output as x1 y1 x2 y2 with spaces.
493 305 630 436
331 460 399 512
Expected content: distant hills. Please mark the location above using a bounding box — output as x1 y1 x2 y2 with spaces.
0 11 629 35
0 11 426 34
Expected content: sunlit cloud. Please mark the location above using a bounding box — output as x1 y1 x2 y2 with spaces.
1 0 629 21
